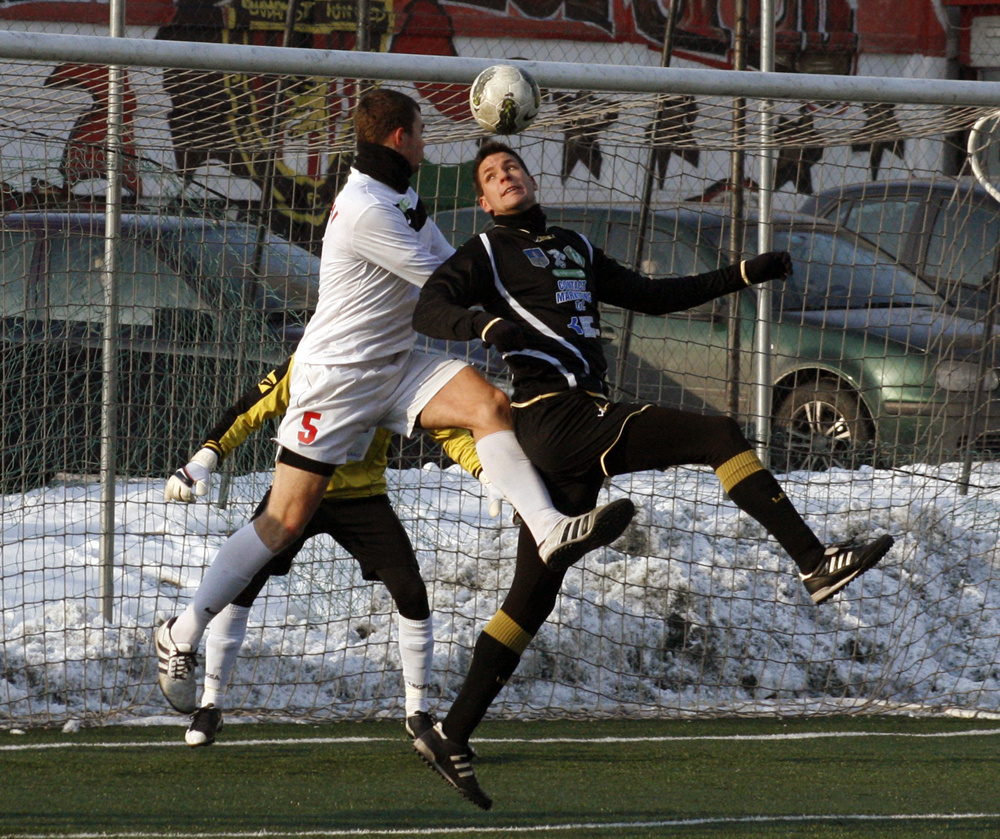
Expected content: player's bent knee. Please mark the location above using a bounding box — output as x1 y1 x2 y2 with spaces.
466 383 512 429
705 416 752 460
253 512 309 554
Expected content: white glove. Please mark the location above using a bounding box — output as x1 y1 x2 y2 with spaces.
480 474 505 518
164 448 219 502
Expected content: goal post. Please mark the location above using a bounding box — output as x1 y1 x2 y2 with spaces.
4 32 1000 726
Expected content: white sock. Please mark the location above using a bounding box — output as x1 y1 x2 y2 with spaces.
399 615 434 717
171 522 275 648
200 604 250 710
475 430 564 543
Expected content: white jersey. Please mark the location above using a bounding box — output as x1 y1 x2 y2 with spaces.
295 167 455 364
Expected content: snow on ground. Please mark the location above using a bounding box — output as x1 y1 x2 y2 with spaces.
4 459 1000 726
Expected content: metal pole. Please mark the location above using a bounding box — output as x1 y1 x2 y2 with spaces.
357 0 371 52
612 3 677 397
99 0 126 623
752 0 777 464
959 113 1000 493
726 0 748 419
957 242 1000 495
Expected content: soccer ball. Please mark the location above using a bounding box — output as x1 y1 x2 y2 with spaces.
469 65 541 135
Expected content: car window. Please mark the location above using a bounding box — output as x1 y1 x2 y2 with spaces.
45 235 205 327
0 230 32 318
252 231 320 311
772 229 940 311
435 208 492 248
117 240 205 327
158 224 252 306
606 218 719 317
841 198 922 260
817 197 854 226
606 220 716 276
924 199 1000 290
548 209 600 241
45 236 107 323
154 221 319 313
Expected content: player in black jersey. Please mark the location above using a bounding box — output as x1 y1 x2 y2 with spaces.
409 140 895 807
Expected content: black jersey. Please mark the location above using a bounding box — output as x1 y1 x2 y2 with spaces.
413 205 749 402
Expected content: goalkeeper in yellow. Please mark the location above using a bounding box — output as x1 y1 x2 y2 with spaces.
163 355 485 747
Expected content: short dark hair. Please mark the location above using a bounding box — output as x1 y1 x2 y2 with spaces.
472 141 531 197
354 88 420 145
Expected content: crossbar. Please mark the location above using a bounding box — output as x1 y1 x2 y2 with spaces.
1 30 1000 108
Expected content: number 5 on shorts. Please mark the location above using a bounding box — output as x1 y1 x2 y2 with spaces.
298 411 322 445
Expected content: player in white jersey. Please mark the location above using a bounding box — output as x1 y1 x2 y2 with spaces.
294 167 453 365
154 88 635 717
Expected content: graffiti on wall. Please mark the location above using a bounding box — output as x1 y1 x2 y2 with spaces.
0 0 944 244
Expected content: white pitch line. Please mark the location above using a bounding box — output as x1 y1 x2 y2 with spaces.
2 812 1000 838
4 727 1000 752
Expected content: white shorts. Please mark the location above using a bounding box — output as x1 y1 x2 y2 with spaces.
275 350 468 466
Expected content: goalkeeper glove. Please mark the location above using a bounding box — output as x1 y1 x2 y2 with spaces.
479 474 505 518
740 251 793 285
164 448 219 502
480 317 526 352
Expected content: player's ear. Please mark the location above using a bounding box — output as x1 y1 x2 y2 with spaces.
386 126 406 149
478 195 493 214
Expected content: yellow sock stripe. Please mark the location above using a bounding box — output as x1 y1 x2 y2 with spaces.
484 610 533 656
715 449 765 493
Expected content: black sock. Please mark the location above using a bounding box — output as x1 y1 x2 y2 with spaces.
725 469 824 574
443 633 522 746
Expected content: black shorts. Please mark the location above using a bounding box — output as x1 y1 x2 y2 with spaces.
233 492 417 607
512 389 649 515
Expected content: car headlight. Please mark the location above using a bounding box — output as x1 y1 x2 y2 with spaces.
935 360 1000 392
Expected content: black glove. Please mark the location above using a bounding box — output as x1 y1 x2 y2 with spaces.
742 251 793 285
481 318 526 352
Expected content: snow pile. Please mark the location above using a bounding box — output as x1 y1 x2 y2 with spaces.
3 460 1000 725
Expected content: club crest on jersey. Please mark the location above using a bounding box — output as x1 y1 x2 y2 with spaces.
548 247 586 279
523 247 549 268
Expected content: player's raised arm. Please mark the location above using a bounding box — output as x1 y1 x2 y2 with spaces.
595 249 794 315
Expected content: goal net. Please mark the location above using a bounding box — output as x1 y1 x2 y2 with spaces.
3 35 1000 727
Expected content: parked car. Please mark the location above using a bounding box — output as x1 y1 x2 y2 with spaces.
0 210 319 492
434 204 1000 470
799 177 1000 318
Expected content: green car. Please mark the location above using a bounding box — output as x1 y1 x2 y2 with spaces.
0 210 318 492
800 177 1000 319
434 205 1000 471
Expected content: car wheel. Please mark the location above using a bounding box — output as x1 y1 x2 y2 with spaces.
772 379 874 472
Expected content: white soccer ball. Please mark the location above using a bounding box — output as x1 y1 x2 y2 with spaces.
469 64 541 135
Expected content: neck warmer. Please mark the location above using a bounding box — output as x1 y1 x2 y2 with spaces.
353 142 413 193
492 203 548 235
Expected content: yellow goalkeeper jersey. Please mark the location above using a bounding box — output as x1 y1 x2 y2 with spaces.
200 356 482 500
